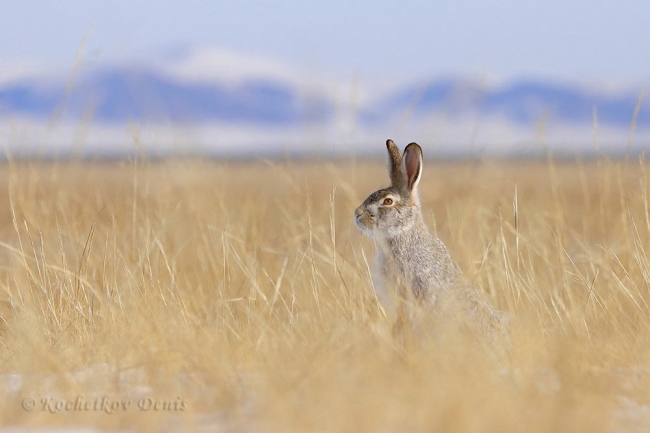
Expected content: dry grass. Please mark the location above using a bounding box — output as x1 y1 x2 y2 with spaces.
1 155 650 431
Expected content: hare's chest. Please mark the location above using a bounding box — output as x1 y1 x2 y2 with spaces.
375 238 419 294
375 237 405 271
375 234 461 297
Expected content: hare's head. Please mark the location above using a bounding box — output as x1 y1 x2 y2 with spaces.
355 139 424 237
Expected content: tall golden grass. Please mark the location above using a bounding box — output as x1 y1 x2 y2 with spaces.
1 155 650 431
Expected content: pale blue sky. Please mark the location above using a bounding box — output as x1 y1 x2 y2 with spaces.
1 0 649 83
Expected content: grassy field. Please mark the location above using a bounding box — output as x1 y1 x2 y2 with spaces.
1 155 650 432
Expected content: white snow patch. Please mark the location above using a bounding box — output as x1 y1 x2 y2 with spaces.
2 374 23 394
613 396 650 433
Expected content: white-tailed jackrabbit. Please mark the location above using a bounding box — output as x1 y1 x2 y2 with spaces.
355 139 504 338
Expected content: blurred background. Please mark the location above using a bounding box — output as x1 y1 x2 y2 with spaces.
0 0 649 159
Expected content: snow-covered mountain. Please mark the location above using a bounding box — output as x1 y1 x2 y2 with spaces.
0 48 648 157
1 68 647 128
364 79 649 127
0 69 330 125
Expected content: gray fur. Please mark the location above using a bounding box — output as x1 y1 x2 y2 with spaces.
386 139 405 187
355 140 505 337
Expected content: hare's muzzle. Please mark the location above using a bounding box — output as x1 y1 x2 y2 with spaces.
354 205 372 233
354 206 365 222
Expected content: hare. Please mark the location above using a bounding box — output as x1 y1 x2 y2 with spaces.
355 139 504 339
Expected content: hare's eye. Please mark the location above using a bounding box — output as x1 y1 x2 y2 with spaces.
382 198 393 206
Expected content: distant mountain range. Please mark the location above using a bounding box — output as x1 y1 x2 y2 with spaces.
0 64 647 129
0 48 648 158
365 80 649 127
0 67 331 125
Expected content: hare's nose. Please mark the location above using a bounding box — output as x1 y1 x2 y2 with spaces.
354 206 364 218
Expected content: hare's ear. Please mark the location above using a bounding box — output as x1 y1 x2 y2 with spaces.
386 139 404 187
401 143 423 192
